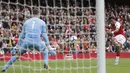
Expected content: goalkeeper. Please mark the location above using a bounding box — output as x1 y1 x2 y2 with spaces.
2 7 56 72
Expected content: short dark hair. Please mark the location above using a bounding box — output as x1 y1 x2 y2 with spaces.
32 7 39 15
108 16 117 21
108 16 115 20
108 16 117 24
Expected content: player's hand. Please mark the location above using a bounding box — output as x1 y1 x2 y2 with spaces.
46 45 52 50
111 31 114 34
106 29 114 34
48 50 56 56
47 45 56 56
106 29 111 33
14 45 20 50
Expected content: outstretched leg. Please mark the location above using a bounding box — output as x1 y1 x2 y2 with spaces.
2 47 26 72
114 42 122 65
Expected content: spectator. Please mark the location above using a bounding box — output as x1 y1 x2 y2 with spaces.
124 37 130 52
2 40 9 54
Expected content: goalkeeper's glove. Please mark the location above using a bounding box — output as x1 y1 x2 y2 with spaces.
47 45 56 56
46 45 52 50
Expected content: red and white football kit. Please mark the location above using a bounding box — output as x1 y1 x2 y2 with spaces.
111 22 126 44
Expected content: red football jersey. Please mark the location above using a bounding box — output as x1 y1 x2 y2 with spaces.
111 22 125 37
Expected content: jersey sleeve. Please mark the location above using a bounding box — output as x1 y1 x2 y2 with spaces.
17 24 26 46
115 22 121 29
41 21 50 46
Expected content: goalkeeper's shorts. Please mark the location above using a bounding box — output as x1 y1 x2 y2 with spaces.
16 40 46 54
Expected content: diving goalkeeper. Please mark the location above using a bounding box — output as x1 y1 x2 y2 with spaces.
2 7 56 72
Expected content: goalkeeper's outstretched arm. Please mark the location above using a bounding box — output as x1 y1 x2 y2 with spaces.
41 22 51 49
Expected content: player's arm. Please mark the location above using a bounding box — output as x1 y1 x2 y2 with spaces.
112 22 120 34
17 24 26 46
41 23 52 50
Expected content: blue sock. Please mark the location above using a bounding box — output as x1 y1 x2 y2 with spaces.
2 56 17 71
42 49 48 65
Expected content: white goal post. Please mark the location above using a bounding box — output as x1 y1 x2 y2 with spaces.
96 0 106 73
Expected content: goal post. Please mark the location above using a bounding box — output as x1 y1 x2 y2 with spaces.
0 0 106 73
96 0 106 73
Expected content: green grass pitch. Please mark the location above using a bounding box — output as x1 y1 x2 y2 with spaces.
0 58 130 73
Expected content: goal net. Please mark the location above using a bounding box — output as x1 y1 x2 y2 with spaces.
0 0 105 73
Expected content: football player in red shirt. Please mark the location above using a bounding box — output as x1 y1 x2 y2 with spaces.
109 17 126 65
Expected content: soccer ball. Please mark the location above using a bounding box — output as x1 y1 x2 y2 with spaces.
70 36 77 42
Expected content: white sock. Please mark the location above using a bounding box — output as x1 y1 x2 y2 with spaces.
115 56 119 62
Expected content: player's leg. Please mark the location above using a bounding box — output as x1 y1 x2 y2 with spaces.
41 48 50 69
40 41 55 70
43 49 56 70
113 35 126 65
2 47 19 72
113 42 121 65
37 41 56 70
2 47 26 72
39 41 50 70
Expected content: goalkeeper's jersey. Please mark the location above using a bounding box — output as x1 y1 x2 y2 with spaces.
24 17 43 39
17 17 50 46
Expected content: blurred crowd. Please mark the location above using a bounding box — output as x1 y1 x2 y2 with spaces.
0 0 130 54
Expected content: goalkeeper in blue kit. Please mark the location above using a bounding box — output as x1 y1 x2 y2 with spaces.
2 8 56 72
